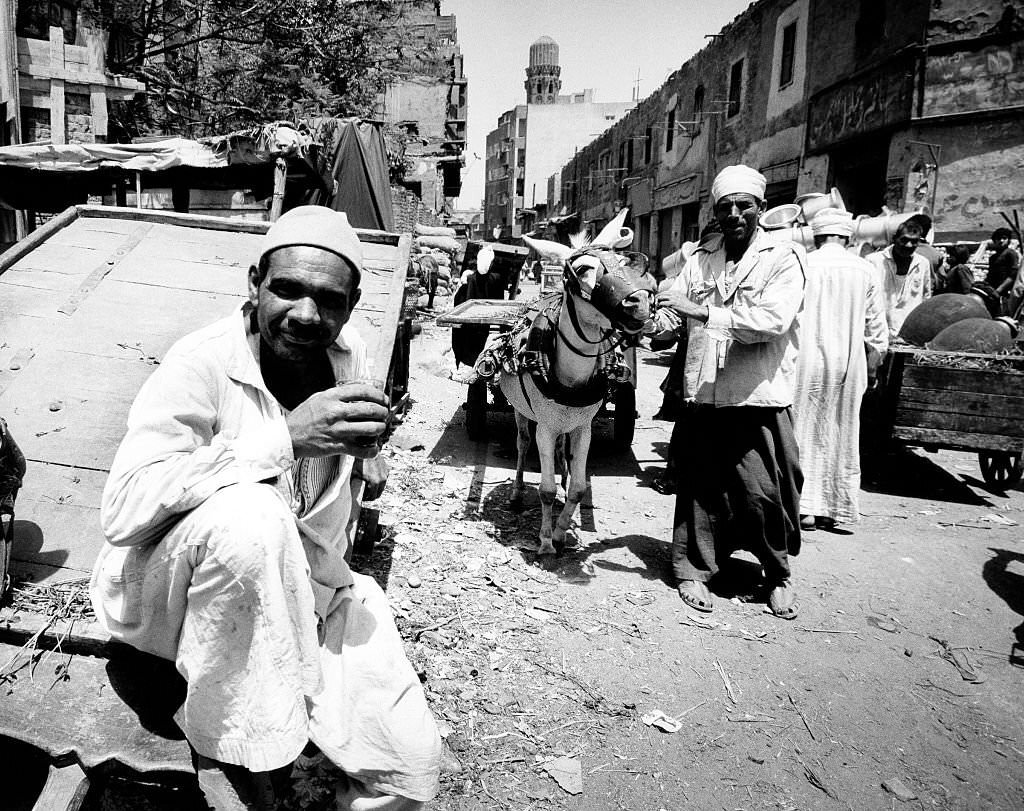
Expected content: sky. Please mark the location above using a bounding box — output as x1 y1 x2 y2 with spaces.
442 0 754 210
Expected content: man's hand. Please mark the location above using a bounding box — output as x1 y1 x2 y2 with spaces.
286 382 389 459
655 289 709 323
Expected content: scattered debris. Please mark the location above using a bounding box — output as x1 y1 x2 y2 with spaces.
882 777 918 801
714 659 737 704
541 755 583 795
641 709 682 733
978 513 1018 527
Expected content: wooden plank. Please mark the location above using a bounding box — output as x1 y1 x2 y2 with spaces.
0 610 110 656
0 637 193 774
894 407 1024 438
902 364 1024 397
0 206 80 275
106 256 249 297
52 279 242 359
0 351 155 470
79 204 270 235
898 386 1024 418
57 223 154 316
892 426 1024 453
32 761 90 811
10 464 108 580
437 298 527 326
367 232 411 385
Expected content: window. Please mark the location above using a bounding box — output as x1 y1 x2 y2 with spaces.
644 127 653 163
855 0 886 61
627 138 634 169
666 109 677 151
518 118 527 137
779 23 797 88
728 59 744 118
516 148 526 168
17 0 77 43
618 142 626 172
693 85 705 119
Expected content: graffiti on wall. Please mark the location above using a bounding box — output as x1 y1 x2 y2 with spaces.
807 62 914 151
928 2 1024 44
923 41 1024 116
933 142 1024 236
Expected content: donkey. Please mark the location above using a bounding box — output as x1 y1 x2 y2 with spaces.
492 211 655 554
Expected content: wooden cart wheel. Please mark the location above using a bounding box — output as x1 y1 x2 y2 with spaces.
979 451 1023 487
612 383 636 450
466 380 488 441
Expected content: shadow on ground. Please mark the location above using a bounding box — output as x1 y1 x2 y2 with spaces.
982 547 1024 664
862 447 993 506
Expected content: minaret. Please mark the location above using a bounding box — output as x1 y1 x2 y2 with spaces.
525 36 561 104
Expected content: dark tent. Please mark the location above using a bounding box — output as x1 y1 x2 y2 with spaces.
310 118 395 232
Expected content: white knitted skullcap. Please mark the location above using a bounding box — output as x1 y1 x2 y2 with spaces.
260 206 363 273
811 208 855 237
710 164 767 203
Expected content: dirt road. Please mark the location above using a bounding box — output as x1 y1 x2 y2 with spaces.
354 317 1024 811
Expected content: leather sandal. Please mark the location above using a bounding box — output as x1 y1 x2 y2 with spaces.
799 514 816 531
677 579 713 613
768 579 799 620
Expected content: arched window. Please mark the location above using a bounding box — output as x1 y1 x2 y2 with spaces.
693 85 705 119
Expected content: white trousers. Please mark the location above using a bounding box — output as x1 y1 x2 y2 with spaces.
91 483 441 802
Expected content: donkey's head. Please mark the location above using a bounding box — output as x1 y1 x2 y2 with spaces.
525 209 655 333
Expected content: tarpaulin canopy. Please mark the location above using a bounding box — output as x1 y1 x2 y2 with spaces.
0 139 224 172
0 124 329 212
309 118 395 231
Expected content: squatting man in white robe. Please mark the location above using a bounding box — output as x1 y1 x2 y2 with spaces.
792 209 888 530
90 206 441 810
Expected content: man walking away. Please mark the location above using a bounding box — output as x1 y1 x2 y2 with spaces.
793 209 888 531
654 165 806 620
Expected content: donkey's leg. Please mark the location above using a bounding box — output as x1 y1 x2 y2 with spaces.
510 411 532 507
534 424 560 555
555 434 567 490
553 423 591 547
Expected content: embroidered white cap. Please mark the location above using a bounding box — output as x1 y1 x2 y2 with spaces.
260 206 363 274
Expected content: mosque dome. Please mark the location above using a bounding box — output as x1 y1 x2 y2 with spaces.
529 36 559 69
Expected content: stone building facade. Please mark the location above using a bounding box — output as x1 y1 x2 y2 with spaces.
558 0 1024 272
378 0 468 219
9 1 144 145
484 36 634 240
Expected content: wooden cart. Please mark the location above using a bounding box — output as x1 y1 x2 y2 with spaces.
438 297 639 449
0 205 413 809
878 347 1024 487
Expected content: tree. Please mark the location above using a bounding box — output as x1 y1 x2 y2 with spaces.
77 0 438 138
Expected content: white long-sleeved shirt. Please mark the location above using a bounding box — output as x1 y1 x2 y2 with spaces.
98 304 367 612
660 229 807 407
866 246 932 339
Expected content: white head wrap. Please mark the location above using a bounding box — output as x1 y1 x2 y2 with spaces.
710 164 767 203
810 208 855 238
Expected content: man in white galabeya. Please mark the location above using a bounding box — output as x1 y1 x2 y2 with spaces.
91 206 441 810
792 208 888 532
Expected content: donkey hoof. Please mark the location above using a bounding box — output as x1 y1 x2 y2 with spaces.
537 539 557 556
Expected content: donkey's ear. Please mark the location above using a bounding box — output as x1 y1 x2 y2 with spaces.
524 235 572 262
592 208 631 249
